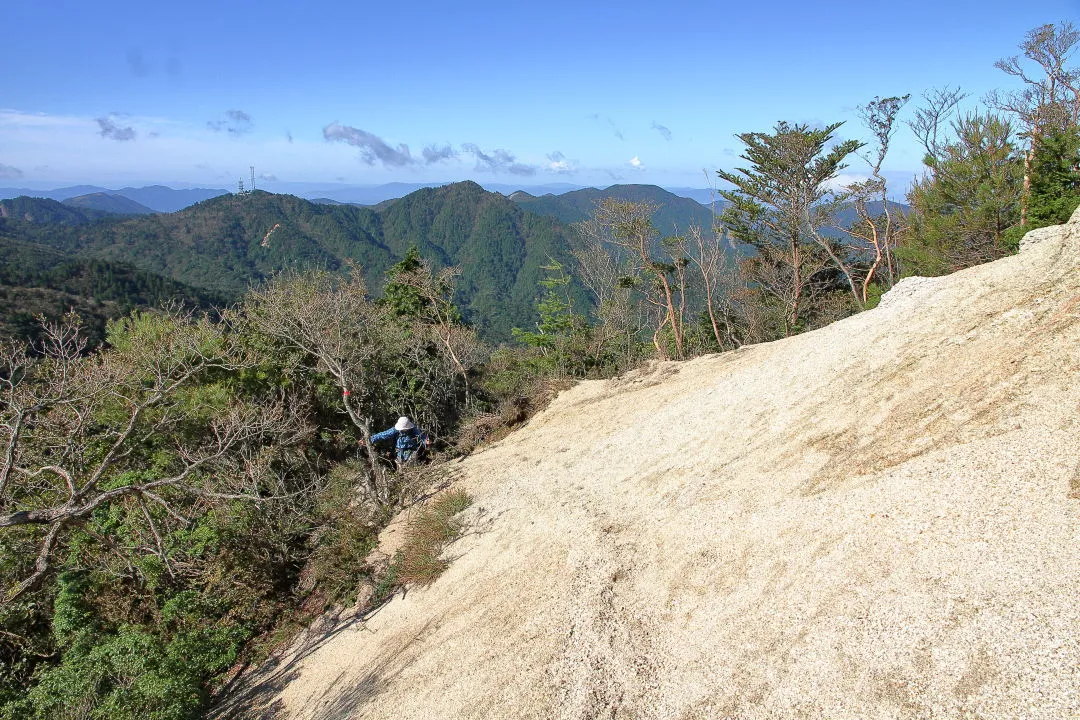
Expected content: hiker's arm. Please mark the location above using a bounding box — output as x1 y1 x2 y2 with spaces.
370 428 395 444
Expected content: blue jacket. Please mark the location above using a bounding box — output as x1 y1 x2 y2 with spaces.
370 426 427 460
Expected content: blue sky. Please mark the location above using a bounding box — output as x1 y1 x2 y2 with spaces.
1 0 1077 193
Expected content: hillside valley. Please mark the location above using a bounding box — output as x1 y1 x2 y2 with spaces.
218 211 1080 719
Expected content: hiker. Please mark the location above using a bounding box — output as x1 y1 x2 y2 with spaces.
368 416 430 467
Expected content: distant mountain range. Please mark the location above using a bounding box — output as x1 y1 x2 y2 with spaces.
0 196 116 224
289 182 590 206
0 185 229 213
1 182 721 214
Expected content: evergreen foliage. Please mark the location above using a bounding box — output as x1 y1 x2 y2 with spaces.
718 121 863 335
512 262 592 377
902 113 1023 275
1027 125 1080 227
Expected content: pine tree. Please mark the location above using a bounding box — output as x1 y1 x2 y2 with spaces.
1027 125 1080 227
902 112 1023 275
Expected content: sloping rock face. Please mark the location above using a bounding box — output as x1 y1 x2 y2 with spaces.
247 211 1080 719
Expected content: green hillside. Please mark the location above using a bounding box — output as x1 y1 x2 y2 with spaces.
0 235 227 345
0 183 586 342
378 182 584 339
0 196 116 225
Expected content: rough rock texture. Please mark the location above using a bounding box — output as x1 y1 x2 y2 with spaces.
224 210 1080 719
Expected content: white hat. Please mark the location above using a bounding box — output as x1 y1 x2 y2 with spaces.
395 416 415 431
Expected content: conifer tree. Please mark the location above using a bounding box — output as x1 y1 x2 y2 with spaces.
902 112 1023 275
718 122 862 335
1027 125 1080 227
988 21 1080 226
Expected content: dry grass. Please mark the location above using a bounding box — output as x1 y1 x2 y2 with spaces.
395 489 473 587
457 378 576 455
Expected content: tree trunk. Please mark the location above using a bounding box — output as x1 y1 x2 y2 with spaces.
1021 148 1033 227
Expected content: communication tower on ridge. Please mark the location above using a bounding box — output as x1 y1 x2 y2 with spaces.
236 166 257 196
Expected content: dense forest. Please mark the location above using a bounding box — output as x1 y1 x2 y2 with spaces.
1 20 1079 720
0 183 591 343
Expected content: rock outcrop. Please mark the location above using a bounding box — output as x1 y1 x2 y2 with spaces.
229 210 1080 719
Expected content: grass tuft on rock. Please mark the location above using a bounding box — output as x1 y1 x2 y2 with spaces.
395 489 473 587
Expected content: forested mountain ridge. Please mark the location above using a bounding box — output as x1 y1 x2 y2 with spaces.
378 181 585 339
62 192 156 215
0 185 229 212
511 183 719 236
0 233 228 344
0 196 117 224
0 183 586 342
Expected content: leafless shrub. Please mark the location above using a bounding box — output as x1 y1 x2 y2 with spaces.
0 310 311 600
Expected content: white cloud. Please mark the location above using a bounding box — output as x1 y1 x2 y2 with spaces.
207 109 254 136
96 116 136 141
324 122 416 167
629 156 644 170
826 172 872 191
461 143 536 175
0 109 350 184
546 150 577 175
0 109 95 133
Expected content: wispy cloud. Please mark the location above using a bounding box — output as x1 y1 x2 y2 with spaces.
651 121 672 141
96 115 136 142
259 173 278 182
422 144 457 164
285 129 294 144
461 143 536 175
546 150 577 175
207 110 253 136
0 110 88 131
628 156 644 170
588 113 625 141
0 163 23 179
323 123 416 167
